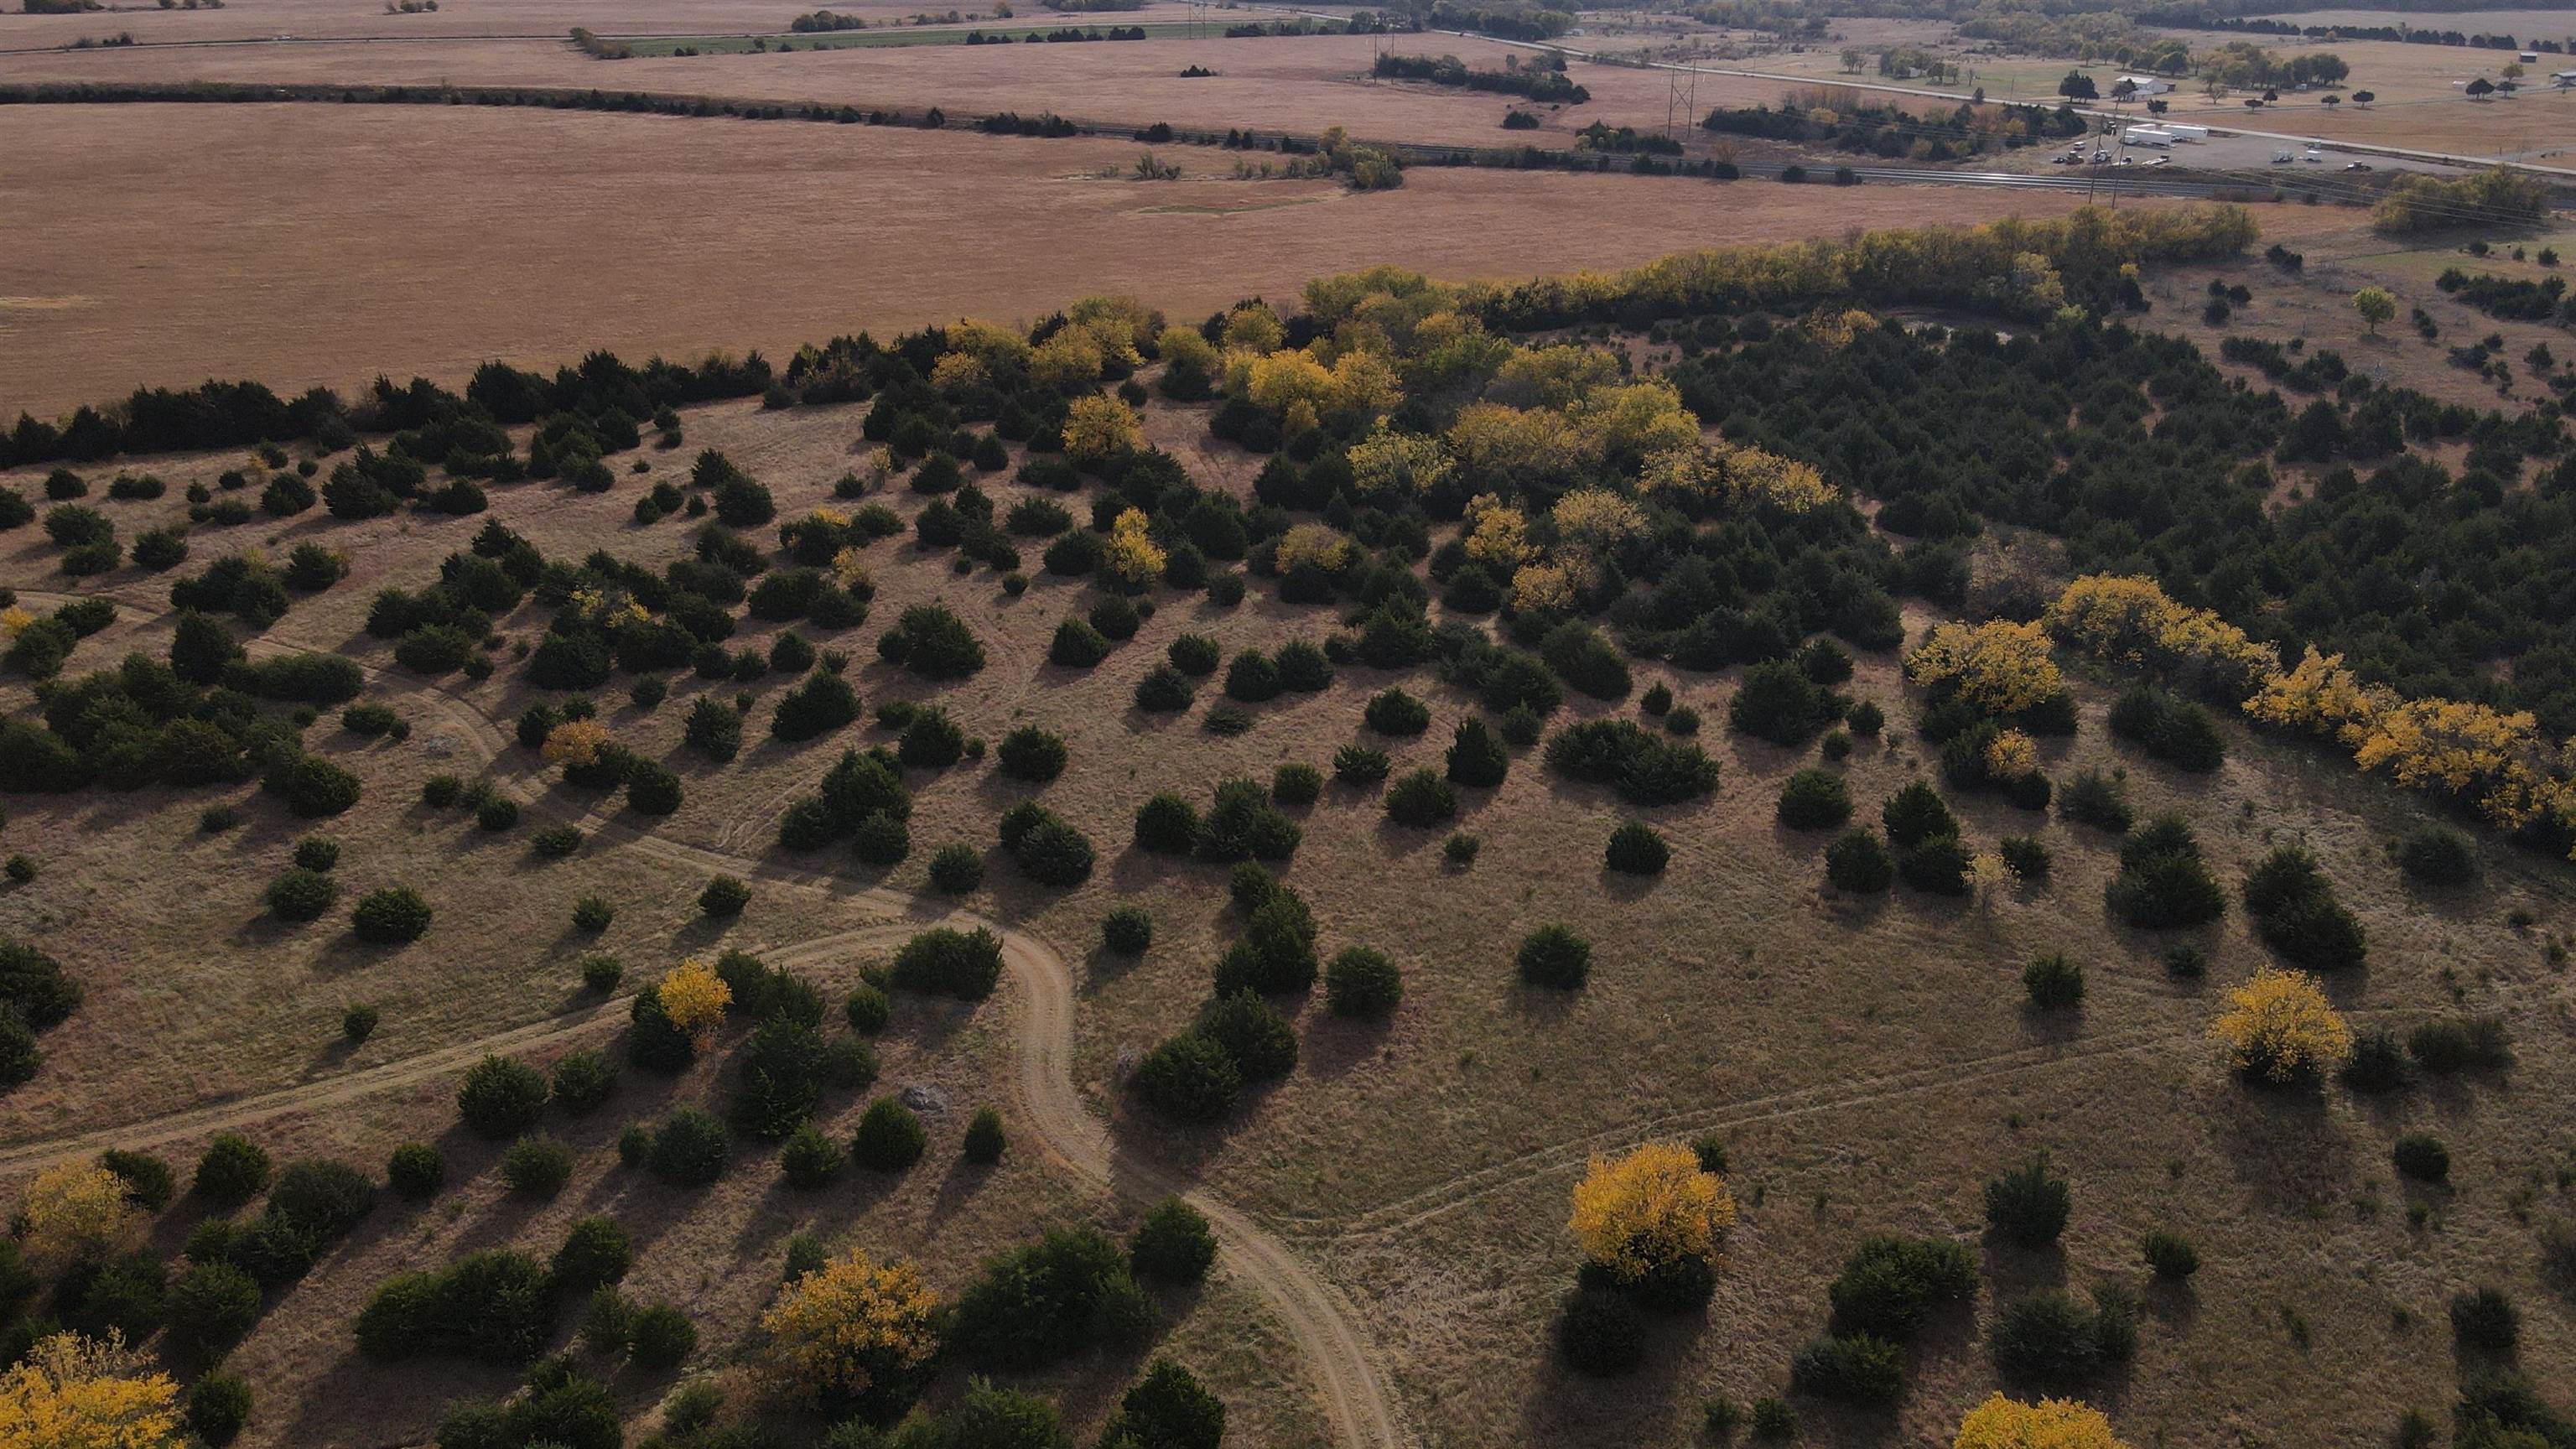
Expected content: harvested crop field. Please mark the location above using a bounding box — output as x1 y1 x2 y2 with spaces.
0 100 2246 417
0 29 1774 147
0 0 1201 45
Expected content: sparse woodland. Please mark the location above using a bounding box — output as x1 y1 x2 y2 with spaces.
2 201 2573 1449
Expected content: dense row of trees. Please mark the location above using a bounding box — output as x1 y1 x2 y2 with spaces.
1374 52 1587 104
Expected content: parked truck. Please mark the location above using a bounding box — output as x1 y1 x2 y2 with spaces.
2164 124 2210 143
2122 126 2177 148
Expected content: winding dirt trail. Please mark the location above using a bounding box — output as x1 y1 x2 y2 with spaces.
0 586 1412 1449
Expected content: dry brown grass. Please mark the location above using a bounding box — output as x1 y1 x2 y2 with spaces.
0 101 2187 418
3 323 2573 1444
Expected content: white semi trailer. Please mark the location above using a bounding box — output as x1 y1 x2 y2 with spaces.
2164 124 2210 143
2122 126 2177 148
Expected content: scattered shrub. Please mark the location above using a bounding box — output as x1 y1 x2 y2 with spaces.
1516 924 1592 989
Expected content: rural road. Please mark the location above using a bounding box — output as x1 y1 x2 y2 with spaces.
0 584 1413 1449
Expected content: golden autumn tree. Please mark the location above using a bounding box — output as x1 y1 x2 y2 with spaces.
1707 441 1837 513
1983 728 2040 782
1347 425 1454 500
657 958 732 1050
1462 494 1534 572
1101 508 1168 590
1906 621 2064 716
927 351 989 392
0 1332 184 1449
1061 393 1142 463
1567 1141 1736 1283
19 1166 143 1273
2210 967 2352 1084
542 719 612 771
1954 1393 2130 1449
1275 522 1356 577
1218 301 1286 354
1511 563 1576 615
759 1249 941 1410
1028 328 1106 392
2044 574 2276 697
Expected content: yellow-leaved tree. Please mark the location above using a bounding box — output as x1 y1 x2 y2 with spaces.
1462 494 1534 571
1275 522 1356 577
1953 1392 2130 1449
542 719 612 771
2044 574 2276 698
2210 967 2351 1084
1567 1141 1735 1283
1983 729 2040 782
657 958 732 1049
1347 425 1454 500
1101 508 1168 590
19 1166 143 1273
758 1249 940 1409
1028 328 1106 392
1061 393 1142 463
1511 563 1576 615
1906 621 2064 716
927 351 989 392
0 1331 184 1448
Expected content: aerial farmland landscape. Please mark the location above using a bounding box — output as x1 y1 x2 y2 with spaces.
6 0 2576 1445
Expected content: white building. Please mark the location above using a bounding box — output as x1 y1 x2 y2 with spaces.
2112 75 2175 96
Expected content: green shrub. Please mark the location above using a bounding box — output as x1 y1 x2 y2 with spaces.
475 795 520 832
458 1055 549 1140
1271 761 1323 806
963 1106 1006 1164
1198 989 1297 1081
947 1226 1156 1371
2409 1015 2512 1072
165 1259 262 1358
1129 1197 1218 1285
1384 767 1457 827
698 875 750 917
193 1134 271 1208
186 1373 253 1445
851 1097 927 1171
1727 660 1840 746
2397 827 2476 886
2059 768 2135 833
927 843 984 893
98 1150 174 1213
779 1124 846 1189
549 1050 618 1115
1989 1285 2136 1389
647 1106 730 1187
1822 828 1893 892
501 1135 575 1197
1999 834 2053 881
1789 1332 1903 1405
1777 768 1852 829
1168 633 1221 675
1333 745 1391 784
1603 821 1670 875
1826 1234 1978 1341
1516 924 1591 989
2393 1132 2451 1182
1325 946 1403 1019
627 1301 697 1370
2140 1229 2199 1280
1133 661 1195 711
351 886 432 943
891 926 1005 999
1102 905 1154 955
2022 952 2085 1010
1984 1153 2070 1248
2105 815 2225 928
571 895 615 933
1364 688 1431 735
1132 1032 1241 1123
997 724 1068 782
2340 1026 2410 1093
265 868 339 922
387 1141 444 1200
2450 1287 2519 1356
1446 718 1509 787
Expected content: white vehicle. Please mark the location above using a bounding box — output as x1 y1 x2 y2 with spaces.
2165 124 2210 143
2122 126 2176 148
2272 151 2293 164
2151 155 2172 165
